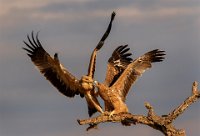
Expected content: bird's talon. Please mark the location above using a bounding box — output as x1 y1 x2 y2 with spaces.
109 112 115 118
101 111 108 116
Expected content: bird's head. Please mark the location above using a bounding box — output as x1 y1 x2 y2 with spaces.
93 80 98 87
80 75 94 90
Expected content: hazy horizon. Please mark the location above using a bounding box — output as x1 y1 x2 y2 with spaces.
0 0 200 136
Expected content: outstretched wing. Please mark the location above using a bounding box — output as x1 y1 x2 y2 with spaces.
104 45 133 87
23 31 84 98
111 49 165 100
86 12 116 116
87 12 116 78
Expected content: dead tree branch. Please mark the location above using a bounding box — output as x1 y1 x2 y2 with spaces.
78 81 200 136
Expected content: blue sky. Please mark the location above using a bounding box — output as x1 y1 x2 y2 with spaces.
0 0 200 136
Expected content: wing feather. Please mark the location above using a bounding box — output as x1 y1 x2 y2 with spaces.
87 12 116 78
104 45 133 87
111 49 165 100
23 31 83 98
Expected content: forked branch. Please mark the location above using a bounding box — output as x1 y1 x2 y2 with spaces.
78 81 200 136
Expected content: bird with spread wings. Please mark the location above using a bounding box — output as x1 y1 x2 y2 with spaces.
94 49 165 118
23 12 116 117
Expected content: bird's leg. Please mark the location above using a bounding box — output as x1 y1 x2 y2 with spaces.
108 110 116 118
100 111 110 116
98 111 114 119
87 93 104 114
95 104 104 114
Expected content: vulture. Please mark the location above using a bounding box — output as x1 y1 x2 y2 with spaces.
23 12 116 117
94 49 165 119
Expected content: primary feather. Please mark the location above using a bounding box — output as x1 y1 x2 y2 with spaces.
23 31 83 98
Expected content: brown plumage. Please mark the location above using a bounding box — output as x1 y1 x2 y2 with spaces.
23 32 102 116
104 45 133 87
23 12 116 117
87 11 116 78
95 48 166 119
102 44 133 114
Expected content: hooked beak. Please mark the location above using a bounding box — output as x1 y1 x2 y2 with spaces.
93 80 98 87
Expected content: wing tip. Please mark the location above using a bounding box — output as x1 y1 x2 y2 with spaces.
23 31 44 56
118 44 133 62
111 11 116 21
151 49 166 62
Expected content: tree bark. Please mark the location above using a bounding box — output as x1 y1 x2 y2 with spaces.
78 81 200 136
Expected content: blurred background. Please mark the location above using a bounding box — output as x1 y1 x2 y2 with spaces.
0 0 200 136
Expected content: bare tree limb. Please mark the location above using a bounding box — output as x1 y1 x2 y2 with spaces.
166 81 200 124
78 81 200 136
